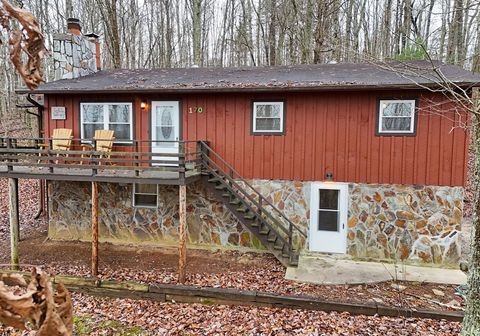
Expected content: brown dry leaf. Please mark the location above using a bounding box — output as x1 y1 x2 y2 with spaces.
0 268 73 335
0 0 48 90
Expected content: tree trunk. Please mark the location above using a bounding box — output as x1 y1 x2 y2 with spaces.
191 0 202 66
65 0 73 18
462 88 480 335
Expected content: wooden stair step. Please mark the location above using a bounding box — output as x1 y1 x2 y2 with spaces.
267 234 277 243
229 199 241 205
274 243 284 250
208 177 221 183
249 219 259 225
259 228 270 235
236 206 248 213
222 193 232 198
215 185 226 190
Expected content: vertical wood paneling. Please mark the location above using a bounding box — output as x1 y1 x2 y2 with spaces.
43 91 469 187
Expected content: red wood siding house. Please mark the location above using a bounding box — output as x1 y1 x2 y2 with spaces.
44 90 469 187
27 61 479 267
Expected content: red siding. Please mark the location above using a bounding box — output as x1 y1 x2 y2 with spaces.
44 90 469 187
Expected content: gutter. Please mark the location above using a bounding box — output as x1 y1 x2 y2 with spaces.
25 93 45 220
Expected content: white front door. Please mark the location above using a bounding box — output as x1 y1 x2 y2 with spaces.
151 101 180 165
309 182 348 253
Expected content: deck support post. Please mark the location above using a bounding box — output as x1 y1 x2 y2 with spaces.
8 178 19 270
178 184 187 283
91 181 99 277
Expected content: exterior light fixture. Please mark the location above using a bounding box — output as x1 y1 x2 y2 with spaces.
325 171 334 181
141 101 148 110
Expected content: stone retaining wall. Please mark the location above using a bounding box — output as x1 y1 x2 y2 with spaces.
48 180 463 266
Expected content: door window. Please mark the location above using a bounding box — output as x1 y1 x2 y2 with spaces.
155 105 176 147
318 189 339 232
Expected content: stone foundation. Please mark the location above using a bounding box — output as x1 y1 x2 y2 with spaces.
347 184 463 266
48 180 463 266
48 181 263 250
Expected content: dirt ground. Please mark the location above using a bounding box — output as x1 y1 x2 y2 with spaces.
3 234 257 275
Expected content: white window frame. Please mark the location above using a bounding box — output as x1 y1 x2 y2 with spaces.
378 99 416 134
132 183 158 208
80 102 133 143
252 101 285 134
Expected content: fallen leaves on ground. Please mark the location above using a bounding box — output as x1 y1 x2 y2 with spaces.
0 178 464 335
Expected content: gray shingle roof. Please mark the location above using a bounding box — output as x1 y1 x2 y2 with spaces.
29 61 480 94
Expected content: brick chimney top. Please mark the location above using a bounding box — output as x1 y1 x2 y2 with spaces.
67 18 82 36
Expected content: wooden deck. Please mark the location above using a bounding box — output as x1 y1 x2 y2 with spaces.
0 138 203 185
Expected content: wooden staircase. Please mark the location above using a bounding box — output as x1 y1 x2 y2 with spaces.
199 142 307 267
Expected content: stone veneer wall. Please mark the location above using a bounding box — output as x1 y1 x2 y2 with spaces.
48 181 262 250
347 184 463 266
52 33 97 80
48 180 463 266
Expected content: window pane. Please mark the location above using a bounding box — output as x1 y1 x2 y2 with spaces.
109 104 130 122
256 118 281 131
319 189 338 210
135 184 156 194
256 104 281 118
382 117 411 131
83 124 104 139
82 105 104 122
318 210 338 232
134 194 157 207
109 124 131 141
382 102 413 117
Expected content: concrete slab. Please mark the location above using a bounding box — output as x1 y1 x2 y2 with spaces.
286 254 467 285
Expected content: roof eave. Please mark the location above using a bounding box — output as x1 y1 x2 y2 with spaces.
16 81 480 95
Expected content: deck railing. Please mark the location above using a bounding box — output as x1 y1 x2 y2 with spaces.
0 137 202 183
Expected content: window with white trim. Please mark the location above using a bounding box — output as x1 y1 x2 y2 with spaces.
133 184 158 208
252 101 285 134
378 100 416 134
80 103 133 142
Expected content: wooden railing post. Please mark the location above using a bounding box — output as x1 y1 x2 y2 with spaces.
8 177 19 270
91 139 97 176
200 141 209 171
288 223 293 251
178 184 187 283
48 138 54 173
6 138 12 172
196 141 202 173
134 140 140 176
179 141 185 183
91 181 99 277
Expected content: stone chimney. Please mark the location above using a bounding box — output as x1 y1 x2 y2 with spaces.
52 18 100 80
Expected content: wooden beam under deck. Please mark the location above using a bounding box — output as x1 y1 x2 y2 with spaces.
0 166 202 185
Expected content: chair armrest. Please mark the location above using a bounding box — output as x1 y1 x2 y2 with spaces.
98 144 113 150
81 144 93 150
38 143 48 149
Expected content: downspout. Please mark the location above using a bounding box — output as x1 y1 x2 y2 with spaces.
25 93 45 220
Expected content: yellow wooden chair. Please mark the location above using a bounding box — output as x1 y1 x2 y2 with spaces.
81 129 115 165
38 128 73 163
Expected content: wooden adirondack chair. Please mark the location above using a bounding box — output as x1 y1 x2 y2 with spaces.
38 128 73 163
81 129 115 165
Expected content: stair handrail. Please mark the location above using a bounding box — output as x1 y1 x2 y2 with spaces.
199 141 307 239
